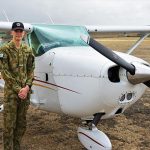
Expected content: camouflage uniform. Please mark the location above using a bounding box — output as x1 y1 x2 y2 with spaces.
0 41 35 150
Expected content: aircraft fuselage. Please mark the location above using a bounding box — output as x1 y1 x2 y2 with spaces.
31 46 147 119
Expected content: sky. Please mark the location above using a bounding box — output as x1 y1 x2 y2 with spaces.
0 0 150 25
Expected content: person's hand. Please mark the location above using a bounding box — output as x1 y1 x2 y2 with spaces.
18 85 30 100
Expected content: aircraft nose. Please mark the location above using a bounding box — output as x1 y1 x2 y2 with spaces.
127 62 150 85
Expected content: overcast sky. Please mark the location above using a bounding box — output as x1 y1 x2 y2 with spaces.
0 0 150 25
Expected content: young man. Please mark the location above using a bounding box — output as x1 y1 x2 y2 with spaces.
0 22 35 150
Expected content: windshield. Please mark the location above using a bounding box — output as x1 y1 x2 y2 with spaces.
27 24 89 56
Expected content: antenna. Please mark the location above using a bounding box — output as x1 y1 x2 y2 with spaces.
1 9 10 22
47 14 54 24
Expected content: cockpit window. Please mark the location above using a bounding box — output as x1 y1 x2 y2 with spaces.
27 24 89 56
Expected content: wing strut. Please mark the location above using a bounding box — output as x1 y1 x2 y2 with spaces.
127 33 150 54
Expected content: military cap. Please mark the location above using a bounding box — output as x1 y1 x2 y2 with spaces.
11 22 24 31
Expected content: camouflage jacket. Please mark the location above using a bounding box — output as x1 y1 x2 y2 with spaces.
0 41 35 93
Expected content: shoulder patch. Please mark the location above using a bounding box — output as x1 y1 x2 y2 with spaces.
0 44 10 52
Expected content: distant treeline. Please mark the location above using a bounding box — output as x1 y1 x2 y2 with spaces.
90 32 147 38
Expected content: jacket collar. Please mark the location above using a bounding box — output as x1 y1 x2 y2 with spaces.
8 40 23 51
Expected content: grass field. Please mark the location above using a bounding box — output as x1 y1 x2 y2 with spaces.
0 37 150 150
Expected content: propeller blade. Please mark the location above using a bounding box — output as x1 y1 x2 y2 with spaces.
81 35 135 75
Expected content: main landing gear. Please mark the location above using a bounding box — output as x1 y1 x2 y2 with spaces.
77 113 112 150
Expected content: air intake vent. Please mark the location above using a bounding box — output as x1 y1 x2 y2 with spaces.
108 66 120 82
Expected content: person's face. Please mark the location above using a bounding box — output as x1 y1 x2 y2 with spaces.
11 29 25 42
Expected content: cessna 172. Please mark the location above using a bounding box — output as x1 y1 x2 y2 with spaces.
0 22 150 150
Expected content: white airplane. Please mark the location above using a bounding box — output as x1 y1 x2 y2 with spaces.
0 22 150 150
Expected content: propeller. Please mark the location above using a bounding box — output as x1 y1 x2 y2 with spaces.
81 35 150 87
81 35 135 75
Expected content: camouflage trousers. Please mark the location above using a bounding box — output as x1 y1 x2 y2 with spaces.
3 89 30 150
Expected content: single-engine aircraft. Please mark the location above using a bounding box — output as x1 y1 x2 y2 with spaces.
0 22 150 150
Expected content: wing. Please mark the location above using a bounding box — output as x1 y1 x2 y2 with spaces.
0 21 33 32
85 25 150 54
86 25 150 33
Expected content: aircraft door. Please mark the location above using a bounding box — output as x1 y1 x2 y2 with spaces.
32 52 61 113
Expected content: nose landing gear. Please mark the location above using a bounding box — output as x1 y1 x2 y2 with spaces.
77 113 112 150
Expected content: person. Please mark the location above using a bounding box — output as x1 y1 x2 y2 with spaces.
0 22 35 150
